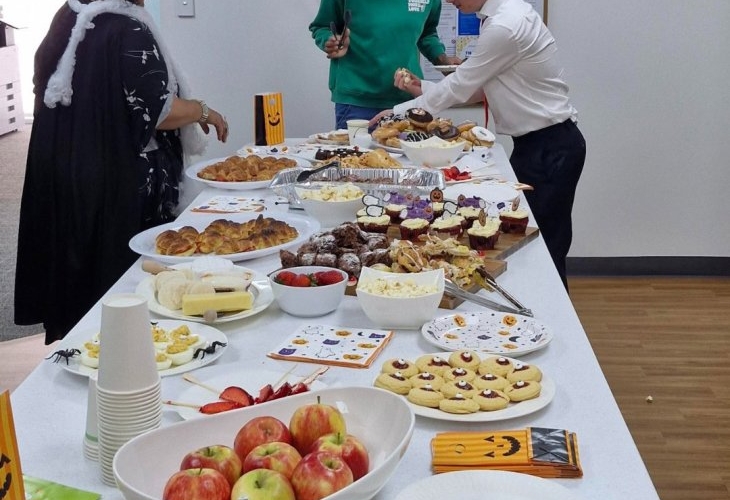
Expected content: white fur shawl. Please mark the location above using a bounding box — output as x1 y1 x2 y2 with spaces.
44 0 207 156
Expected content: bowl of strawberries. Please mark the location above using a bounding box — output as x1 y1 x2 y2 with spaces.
269 266 349 317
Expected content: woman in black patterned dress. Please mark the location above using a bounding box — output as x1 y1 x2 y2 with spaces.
15 0 228 343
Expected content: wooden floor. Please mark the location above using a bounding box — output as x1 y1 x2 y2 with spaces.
2 276 729 498
569 277 730 500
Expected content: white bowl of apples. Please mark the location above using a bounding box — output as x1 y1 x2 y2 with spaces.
113 386 415 500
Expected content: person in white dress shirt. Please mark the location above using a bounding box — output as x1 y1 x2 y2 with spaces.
372 0 586 289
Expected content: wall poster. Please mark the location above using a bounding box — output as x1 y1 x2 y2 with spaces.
422 0 548 81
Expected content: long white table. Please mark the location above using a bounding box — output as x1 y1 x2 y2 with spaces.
9 144 659 499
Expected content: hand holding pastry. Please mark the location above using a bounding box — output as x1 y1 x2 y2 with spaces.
324 28 350 59
395 68 422 97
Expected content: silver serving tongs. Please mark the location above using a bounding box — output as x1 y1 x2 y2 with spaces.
444 280 528 316
474 267 533 317
295 160 340 183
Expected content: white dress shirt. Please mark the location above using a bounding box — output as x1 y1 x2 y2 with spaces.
393 0 577 137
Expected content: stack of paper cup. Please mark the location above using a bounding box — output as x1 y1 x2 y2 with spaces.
95 293 162 486
83 372 99 461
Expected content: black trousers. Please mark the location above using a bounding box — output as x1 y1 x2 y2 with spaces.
510 119 586 290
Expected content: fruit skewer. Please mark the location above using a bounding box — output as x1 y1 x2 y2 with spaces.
164 366 329 414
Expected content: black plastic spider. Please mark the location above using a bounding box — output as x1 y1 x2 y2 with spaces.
193 341 227 360
45 348 81 365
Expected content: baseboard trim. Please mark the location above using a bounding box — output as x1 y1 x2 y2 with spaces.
567 256 730 277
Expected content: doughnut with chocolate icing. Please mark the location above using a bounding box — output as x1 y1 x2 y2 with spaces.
406 108 434 129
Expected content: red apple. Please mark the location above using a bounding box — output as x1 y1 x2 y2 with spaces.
309 432 369 480
289 401 347 455
230 468 296 500
163 468 230 500
243 441 302 479
234 416 292 463
290 451 354 500
179 444 242 487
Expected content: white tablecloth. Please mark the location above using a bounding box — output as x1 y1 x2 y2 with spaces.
9 144 659 499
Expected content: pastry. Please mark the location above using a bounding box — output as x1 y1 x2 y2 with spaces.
441 379 478 398
403 130 431 142
374 372 412 395
466 217 501 250
405 108 434 129
406 384 444 408
504 380 542 402
443 367 476 383
381 358 419 377
506 362 543 382
399 217 430 241
448 350 481 370
357 214 390 234
473 389 510 411
415 354 452 376
409 371 444 390
430 215 464 238
499 208 530 234
478 356 514 377
439 393 480 414
431 121 460 141
473 373 509 391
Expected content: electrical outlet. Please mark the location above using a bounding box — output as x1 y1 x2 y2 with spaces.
175 0 195 17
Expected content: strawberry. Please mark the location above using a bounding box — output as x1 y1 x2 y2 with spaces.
291 273 312 287
313 270 344 286
199 401 242 414
255 384 274 403
219 386 254 407
275 270 296 285
290 382 310 395
271 382 293 400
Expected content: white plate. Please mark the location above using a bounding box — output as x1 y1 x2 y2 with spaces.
371 140 404 155
169 364 328 420
128 212 320 264
291 143 367 162
421 311 553 357
185 154 310 190
309 131 350 145
431 64 459 74
135 264 274 324
49 320 228 378
387 353 554 422
394 470 580 500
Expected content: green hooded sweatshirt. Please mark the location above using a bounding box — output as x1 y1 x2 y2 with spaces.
310 0 447 109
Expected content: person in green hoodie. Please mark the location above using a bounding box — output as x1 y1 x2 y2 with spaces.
310 0 461 130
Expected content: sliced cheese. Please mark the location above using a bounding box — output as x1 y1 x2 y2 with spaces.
181 291 254 316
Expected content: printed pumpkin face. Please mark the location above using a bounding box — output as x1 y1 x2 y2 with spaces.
430 188 444 203
0 453 13 498
268 110 282 126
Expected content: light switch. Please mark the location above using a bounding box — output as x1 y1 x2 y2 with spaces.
175 0 195 17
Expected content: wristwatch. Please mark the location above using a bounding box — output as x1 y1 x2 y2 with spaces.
197 100 209 123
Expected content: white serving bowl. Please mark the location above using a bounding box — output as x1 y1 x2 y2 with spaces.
400 136 466 168
114 386 415 500
269 265 349 316
295 183 365 228
356 267 445 329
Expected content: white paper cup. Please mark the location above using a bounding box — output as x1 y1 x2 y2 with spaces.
346 119 369 145
83 373 99 461
96 293 159 393
351 132 372 149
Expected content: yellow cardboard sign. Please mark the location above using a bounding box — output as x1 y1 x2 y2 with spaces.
254 92 285 145
0 391 25 499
